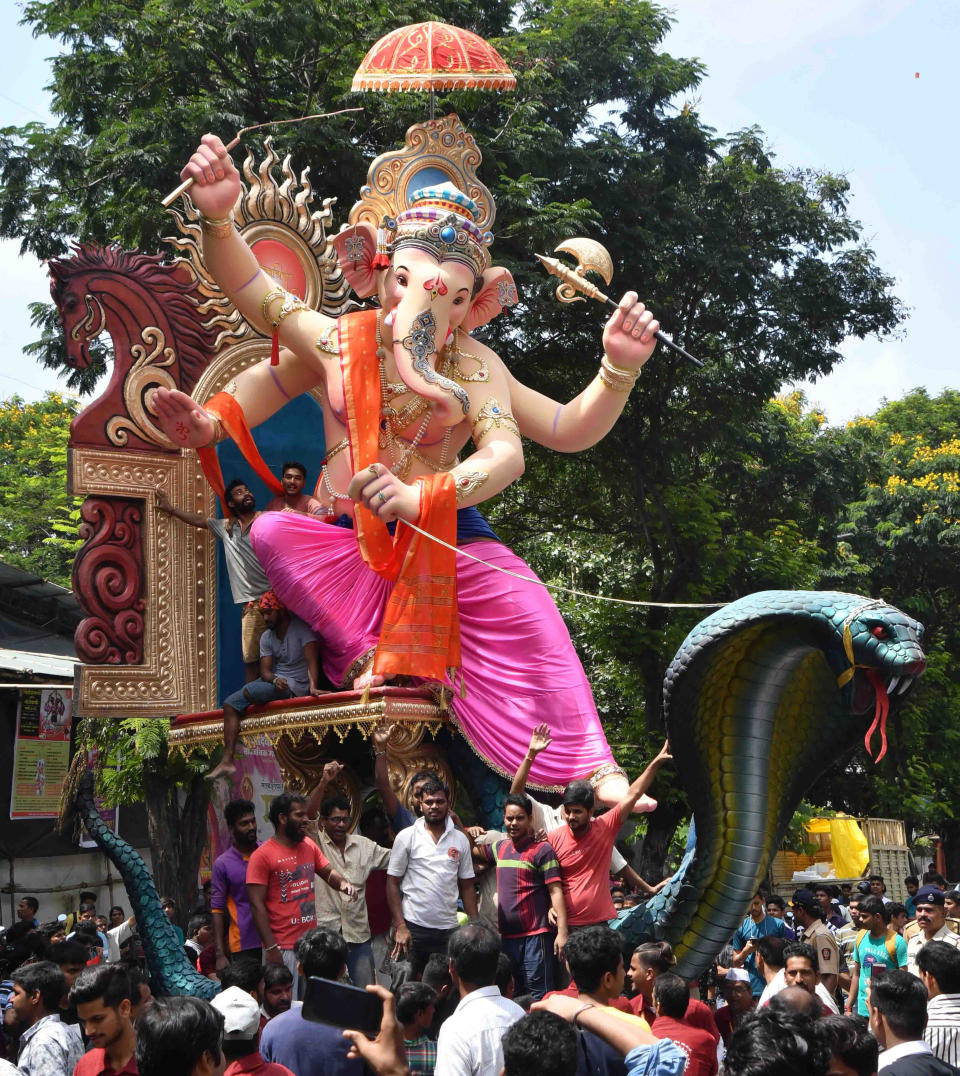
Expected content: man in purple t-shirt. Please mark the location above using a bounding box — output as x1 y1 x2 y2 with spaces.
212 798 261 970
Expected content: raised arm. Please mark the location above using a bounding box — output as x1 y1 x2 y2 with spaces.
510 724 552 796
154 134 335 446
371 724 403 824
617 741 672 818
306 761 343 821
507 292 659 453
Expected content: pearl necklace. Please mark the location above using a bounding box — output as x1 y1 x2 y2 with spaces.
376 313 454 478
320 317 456 503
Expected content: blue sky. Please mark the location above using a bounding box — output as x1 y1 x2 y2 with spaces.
0 0 955 423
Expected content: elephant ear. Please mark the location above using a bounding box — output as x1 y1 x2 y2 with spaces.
462 267 519 332
332 223 379 298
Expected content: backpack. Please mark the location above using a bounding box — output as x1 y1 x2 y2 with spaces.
855 927 898 962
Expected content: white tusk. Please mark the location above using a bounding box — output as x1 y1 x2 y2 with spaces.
898 677 913 695
887 676 900 695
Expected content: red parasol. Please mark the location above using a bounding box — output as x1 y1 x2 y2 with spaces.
352 21 516 93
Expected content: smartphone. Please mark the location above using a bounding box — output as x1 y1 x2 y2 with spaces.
870 965 886 981
301 976 383 1036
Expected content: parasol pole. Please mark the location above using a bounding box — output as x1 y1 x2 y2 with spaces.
160 107 363 208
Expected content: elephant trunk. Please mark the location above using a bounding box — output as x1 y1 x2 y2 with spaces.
390 300 469 426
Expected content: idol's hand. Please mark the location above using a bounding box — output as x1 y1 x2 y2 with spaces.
601 291 659 371
347 463 421 524
152 388 216 448
179 133 242 220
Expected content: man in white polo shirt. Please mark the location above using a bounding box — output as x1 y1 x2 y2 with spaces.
387 777 477 979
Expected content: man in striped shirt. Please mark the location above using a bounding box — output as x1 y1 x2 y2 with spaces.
918 940 960 1066
475 793 567 999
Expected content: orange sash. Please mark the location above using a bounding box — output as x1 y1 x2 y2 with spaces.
339 309 461 681
197 392 283 514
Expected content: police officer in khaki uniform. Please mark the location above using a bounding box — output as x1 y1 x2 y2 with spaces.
792 888 840 995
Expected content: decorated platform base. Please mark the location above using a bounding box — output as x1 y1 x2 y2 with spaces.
169 686 456 827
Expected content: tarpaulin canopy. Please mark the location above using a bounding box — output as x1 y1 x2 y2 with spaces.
805 816 870 879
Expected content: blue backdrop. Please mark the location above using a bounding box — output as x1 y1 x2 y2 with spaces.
213 394 327 697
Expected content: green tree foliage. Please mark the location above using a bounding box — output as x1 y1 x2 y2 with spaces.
0 393 81 584
2 0 910 878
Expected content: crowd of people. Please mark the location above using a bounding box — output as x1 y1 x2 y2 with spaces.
0 712 958 1076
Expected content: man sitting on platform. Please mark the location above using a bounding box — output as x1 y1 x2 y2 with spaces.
208 590 322 781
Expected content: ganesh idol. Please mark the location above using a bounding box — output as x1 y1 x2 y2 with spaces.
154 126 660 794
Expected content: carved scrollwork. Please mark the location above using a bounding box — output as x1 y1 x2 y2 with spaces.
106 327 178 449
72 497 145 664
270 735 364 829
375 721 455 811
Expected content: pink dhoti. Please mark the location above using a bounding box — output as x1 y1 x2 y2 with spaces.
250 512 614 789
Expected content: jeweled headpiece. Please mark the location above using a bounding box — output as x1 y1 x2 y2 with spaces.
347 114 500 279
381 185 491 282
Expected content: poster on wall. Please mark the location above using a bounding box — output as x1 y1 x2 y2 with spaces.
200 735 285 880
78 749 120 849
10 688 73 820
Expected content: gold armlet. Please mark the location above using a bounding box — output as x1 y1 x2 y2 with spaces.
262 288 311 329
200 212 235 240
454 469 490 503
470 397 521 443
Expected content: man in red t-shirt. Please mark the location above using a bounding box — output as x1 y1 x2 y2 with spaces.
70 964 138 1076
651 972 718 1076
547 743 671 930
627 940 720 1043
246 791 357 999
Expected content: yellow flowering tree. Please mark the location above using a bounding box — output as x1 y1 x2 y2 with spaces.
817 389 960 875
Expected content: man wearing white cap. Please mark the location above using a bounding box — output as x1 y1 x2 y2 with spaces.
715 968 756 1046
211 986 295 1076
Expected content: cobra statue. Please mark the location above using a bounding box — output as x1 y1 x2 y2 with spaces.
74 589 923 996
616 589 925 980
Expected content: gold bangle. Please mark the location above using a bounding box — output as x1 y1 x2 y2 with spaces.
602 355 639 378
600 356 639 383
200 213 235 239
599 369 633 393
202 410 225 447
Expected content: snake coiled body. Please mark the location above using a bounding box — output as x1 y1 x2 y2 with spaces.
616 590 925 980
75 770 219 998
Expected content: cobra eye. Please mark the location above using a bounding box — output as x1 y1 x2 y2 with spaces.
871 625 889 639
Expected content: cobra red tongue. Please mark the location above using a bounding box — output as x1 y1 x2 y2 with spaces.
864 668 889 762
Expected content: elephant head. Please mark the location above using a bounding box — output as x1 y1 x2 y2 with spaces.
333 186 518 423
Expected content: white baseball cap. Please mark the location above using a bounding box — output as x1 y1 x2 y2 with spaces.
211 986 260 1040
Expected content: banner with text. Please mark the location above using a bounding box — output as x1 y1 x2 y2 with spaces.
10 688 73 820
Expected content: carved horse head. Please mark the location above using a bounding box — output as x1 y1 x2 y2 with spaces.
48 244 218 391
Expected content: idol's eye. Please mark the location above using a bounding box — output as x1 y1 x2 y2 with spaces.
453 295 466 305
871 624 890 640
395 273 408 287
